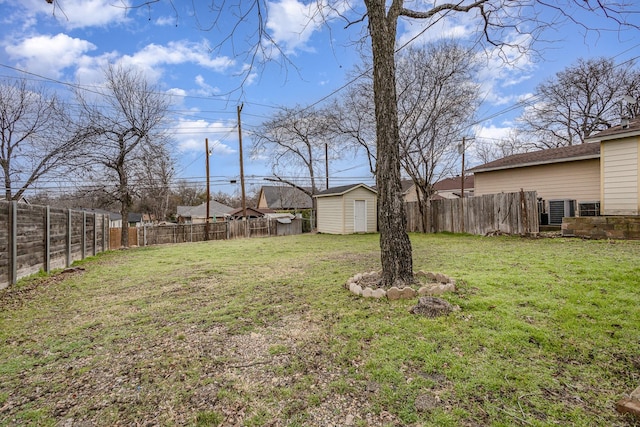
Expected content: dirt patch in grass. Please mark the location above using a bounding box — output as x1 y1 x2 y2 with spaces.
0 267 85 311
0 308 399 426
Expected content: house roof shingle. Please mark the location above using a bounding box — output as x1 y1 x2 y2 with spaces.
260 186 313 209
468 142 600 173
433 175 474 191
585 117 640 142
228 207 271 218
177 201 235 218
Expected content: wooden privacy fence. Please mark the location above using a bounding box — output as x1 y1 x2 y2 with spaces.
109 217 303 248
0 201 109 289
405 201 426 233
406 190 539 235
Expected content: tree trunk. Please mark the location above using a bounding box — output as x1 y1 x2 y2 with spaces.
365 0 414 287
3 166 11 201
120 201 129 248
118 162 130 248
416 185 431 233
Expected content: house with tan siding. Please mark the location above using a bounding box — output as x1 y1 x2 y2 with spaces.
314 184 377 234
402 176 474 202
468 143 601 224
256 185 313 211
585 119 640 215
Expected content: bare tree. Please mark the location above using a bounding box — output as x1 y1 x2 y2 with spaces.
516 57 640 148
170 180 208 206
328 62 379 176
334 42 480 231
76 65 172 247
252 105 337 209
134 143 175 221
473 130 527 164
397 43 480 231
0 78 81 201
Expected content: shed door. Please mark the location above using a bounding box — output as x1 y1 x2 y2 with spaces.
354 200 367 232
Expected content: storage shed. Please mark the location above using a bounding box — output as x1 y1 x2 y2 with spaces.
314 184 377 234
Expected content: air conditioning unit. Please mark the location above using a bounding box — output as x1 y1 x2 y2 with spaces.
578 201 600 217
548 199 575 225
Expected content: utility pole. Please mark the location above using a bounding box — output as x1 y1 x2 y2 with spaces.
205 138 211 241
237 104 247 219
325 143 329 189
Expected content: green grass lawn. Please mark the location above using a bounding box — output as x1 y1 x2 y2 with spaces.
0 233 639 426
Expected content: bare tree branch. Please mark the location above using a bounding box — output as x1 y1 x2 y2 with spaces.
75 65 173 246
0 78 83 201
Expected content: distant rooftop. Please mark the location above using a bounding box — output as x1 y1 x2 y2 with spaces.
469 143 600 173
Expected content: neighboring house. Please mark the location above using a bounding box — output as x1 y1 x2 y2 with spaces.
402 176 475 202
314 183 377 234
107 212 145 228
82 208 145 228
399 180 417 202
228 207 274 219
176 201 235 224
256 185 313 211
434 176 474 199
468 143 601 224
585 118 640 215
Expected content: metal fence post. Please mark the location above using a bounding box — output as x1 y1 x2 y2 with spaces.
66 210 72 267
10 201 17 285
45 206 51 272
82 211 87 260
93 213 97 256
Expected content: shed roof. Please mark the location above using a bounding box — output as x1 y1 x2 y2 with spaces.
468 143 600 173
314 183 377 198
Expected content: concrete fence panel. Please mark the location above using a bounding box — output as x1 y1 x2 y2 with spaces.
0 201 109 289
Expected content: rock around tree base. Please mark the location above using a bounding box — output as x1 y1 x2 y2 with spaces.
345 270 456 300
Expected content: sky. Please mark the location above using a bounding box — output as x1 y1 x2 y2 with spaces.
0 0 639 198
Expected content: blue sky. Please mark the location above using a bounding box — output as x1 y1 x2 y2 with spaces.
1 0 638 197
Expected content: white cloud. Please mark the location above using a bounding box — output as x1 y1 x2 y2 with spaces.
474 124 512 142
4 0 130 30
52 0 131 29
58 39 236 86
155 16 176 26
245 71 258 86
173 119 237 155
166 88 187 107
73 52 118 84
194 75 220 96
475 36 536 107
118 41 235 81
266 0 341 54
397 15 471 49
167 87 187 97
4 33 97 78
397 14 537 110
